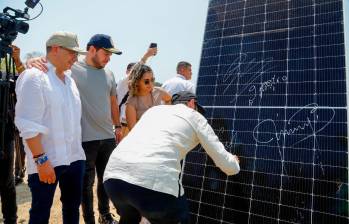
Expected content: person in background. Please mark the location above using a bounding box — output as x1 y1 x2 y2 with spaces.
15 31 87 224
0 45 21 224
117 47 157 139
162 61 194 95
103 91 240 224
126 63 171 130
11 45 26 186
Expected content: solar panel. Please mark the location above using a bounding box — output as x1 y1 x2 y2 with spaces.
182 0 349 223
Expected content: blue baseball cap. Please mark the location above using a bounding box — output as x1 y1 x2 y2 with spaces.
87 34 122 55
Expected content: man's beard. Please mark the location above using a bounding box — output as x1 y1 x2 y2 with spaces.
91 56 105 69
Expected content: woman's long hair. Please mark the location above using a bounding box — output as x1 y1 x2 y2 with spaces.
128 63 153 96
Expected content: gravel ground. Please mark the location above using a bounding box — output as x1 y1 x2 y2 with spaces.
0 179 119 224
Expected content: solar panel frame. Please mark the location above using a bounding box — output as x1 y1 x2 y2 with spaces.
183 0 349 223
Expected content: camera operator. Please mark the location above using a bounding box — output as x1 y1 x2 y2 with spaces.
0 50 18 224
0 1 41 223
11 45 27 185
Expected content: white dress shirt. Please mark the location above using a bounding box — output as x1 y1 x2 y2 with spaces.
162 74 195 95
116 76 129 124
15 63 86 174
104 104 240 197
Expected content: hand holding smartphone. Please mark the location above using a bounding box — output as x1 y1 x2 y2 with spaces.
149 43 157 56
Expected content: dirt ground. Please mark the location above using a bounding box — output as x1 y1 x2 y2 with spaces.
0 179 119 224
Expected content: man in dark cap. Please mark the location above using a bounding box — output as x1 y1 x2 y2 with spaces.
103 91 240 224
74 34 121 224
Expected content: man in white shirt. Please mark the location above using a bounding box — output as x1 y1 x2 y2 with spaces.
15 31 86 224
103 91 240 224
117 62 135 126
162 61 195 95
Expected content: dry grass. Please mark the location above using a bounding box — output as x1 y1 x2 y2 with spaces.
0 179 119 224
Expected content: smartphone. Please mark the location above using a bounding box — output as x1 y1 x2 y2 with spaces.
149 43 157 48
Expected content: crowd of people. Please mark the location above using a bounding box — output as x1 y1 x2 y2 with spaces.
0 31 240 224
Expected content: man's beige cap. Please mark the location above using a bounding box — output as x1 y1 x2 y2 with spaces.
46 31 87 55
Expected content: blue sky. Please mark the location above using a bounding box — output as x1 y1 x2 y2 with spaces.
1 0 209 83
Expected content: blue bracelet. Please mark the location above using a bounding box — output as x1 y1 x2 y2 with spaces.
35 154 48 165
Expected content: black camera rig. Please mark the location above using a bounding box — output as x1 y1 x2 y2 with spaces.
0 0 42 159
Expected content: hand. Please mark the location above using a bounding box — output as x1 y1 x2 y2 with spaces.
26 56 48 72
11 45 21 64
37 160 56 184
147 47 157 57
115 128 123 143
233 155 240 164
141 47 158 63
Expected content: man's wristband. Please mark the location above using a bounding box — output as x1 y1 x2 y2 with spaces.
33 153 45 159
114 125 122 129
34 154 48 165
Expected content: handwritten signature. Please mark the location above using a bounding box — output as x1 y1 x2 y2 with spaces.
252 103 335 148
221 53 286 105
216 126 238 152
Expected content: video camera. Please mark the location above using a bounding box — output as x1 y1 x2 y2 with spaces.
0 0 42 159
0 0 41 57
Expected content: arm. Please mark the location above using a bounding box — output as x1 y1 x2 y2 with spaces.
11 45 25 74
25 134 44 156
162 91 172 105
194 113 240 175
157 87 171 105
110 95 122 142
140 47 157 64
15 72 56 184
26 134 56 184
126 104 137 130
26 56 48 72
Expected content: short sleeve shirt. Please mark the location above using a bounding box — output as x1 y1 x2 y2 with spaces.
71 60 117 142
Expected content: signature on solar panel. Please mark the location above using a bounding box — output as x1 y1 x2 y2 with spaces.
252 103 335 147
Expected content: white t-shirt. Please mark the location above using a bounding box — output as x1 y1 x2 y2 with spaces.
116 75 129 124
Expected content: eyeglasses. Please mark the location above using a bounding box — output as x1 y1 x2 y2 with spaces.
143 77 155 85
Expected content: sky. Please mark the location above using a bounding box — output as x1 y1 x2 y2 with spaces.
0 0 209 84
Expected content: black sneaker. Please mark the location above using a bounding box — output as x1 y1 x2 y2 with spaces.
98 213 118 224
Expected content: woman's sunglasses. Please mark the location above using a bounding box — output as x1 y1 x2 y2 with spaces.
143 77 155 85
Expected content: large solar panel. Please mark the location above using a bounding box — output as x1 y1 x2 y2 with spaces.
182 0 349 223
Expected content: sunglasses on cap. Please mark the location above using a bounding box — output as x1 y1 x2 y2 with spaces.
143 77 155 85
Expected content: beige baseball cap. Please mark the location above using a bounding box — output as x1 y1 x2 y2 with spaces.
46 31 87 55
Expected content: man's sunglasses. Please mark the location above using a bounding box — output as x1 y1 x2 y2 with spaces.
143 77 155 85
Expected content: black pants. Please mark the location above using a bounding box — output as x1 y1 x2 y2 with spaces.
0 141 17 224
81 138 116 223
104 179 189 224
14 132 25 179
